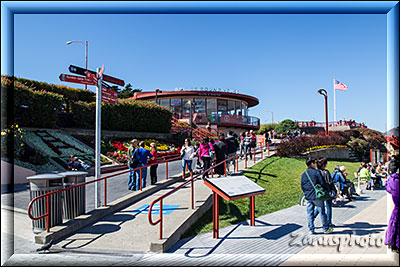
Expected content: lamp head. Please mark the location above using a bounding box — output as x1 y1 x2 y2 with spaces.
66 41 72 45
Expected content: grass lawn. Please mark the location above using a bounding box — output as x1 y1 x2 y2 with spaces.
181 156 361 239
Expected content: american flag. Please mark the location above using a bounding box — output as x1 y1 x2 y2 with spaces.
334 79 348 91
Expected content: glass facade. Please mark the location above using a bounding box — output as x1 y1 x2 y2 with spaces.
194 98 206 113
157 96 254 126
160 99 170 109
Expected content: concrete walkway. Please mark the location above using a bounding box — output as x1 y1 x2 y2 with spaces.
2 146 398 266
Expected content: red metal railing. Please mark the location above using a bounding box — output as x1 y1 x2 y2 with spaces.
27 156 181 232
148 142 275 239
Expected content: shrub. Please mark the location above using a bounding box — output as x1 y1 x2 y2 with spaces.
71 99 173 133
255 123 278 135
347 136 370 161
276 134 348 157
274 119 299 135
12 79 64 128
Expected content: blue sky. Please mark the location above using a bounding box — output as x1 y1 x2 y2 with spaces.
12 13 387 131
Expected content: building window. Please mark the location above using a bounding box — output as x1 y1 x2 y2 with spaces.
217 99 228 114
228 100 236 115
160 99 170 109
182 98 193 117
242 102 248 117
207 98 217 117
194 98 206 114
236 101 242 116
171 98 182 118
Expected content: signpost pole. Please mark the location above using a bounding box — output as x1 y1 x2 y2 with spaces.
95 68 102 208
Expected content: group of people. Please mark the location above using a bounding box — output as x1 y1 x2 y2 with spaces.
127 139 158 191
180 130 240 180
238 130 257 160
357 161 387 190
126 130 245 191
301 157 362 234
301 153 399 251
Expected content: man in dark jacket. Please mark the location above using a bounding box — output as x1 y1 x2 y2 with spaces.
301 157 333 234
225 130 239 174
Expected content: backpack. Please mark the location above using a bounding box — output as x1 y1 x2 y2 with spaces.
129 148 139 169
226 136 238 154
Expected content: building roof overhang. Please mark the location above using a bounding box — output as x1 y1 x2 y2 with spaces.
130 90 259 107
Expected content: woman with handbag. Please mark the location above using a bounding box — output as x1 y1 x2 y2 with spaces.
198 136 214 179
315 157 336 227
180 138 195 180
300 157 333 234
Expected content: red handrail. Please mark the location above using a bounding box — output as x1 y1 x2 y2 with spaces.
27 155 181 232
148 154 238 239
148 143 268 240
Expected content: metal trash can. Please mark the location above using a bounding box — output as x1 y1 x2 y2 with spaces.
58 171 87 220
27 173 65 233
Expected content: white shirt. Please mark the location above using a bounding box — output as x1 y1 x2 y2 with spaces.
181 145 195 160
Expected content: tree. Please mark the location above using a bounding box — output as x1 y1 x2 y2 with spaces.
274 119 299 135
118 83 142 99
255 123 278 135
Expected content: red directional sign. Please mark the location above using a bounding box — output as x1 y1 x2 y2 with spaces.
101 87 118 98
69 65 125 86
86 70 98 83
59 74 96 85
102 95 118 105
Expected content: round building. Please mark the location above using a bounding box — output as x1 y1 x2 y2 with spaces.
132 88 260 135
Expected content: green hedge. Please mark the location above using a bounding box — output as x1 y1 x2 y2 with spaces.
14 76 95 103
71 99 173 133
12 79 64 128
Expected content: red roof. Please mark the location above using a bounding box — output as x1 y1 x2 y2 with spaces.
130 90 259 107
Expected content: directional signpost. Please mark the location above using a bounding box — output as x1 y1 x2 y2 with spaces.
59 64 124 208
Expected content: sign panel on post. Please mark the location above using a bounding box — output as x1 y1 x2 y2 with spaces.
69 65 125 86
59 74 96 85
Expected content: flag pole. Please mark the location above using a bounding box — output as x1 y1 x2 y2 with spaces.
333 78 336 123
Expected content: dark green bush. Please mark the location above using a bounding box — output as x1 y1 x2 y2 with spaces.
71 99 173 133
12 80 64 128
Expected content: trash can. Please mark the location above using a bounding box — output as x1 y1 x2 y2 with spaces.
58 171 87 220
27 173 65 233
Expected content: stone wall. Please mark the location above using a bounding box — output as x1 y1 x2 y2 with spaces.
303 147 353 160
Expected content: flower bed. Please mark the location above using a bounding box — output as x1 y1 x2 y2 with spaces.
23 129 96 170
306 145 347 152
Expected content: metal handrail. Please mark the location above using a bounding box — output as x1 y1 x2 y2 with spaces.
148 142 271 240
27 155 181 232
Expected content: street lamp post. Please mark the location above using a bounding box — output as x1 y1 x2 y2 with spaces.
155 88 162 104
66 40 88 90
317 89 329 136
187 100 194 140
265 110 274 123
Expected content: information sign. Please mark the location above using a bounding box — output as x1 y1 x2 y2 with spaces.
59 74 96 85
69 65 125 86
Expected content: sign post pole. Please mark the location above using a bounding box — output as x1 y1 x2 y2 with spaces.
95 67 103 208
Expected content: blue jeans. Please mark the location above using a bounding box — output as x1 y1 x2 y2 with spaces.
128 164 136 190
134 163 147 191
182 159 193 172
314 199 333 225
306 199 330 232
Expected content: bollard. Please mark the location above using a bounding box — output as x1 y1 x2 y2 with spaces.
224 161 227 177
166 161 168 180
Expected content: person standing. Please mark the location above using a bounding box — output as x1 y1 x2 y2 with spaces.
132 141 154 191
127 139 139 190
314 157 336 227
181 138 195 180
239 131 246 159
213 133 228 177
244 132 253 160
225 130 239 174
301 157 333 234
385 154 399 253
198 136 214 179
149 143 158 185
